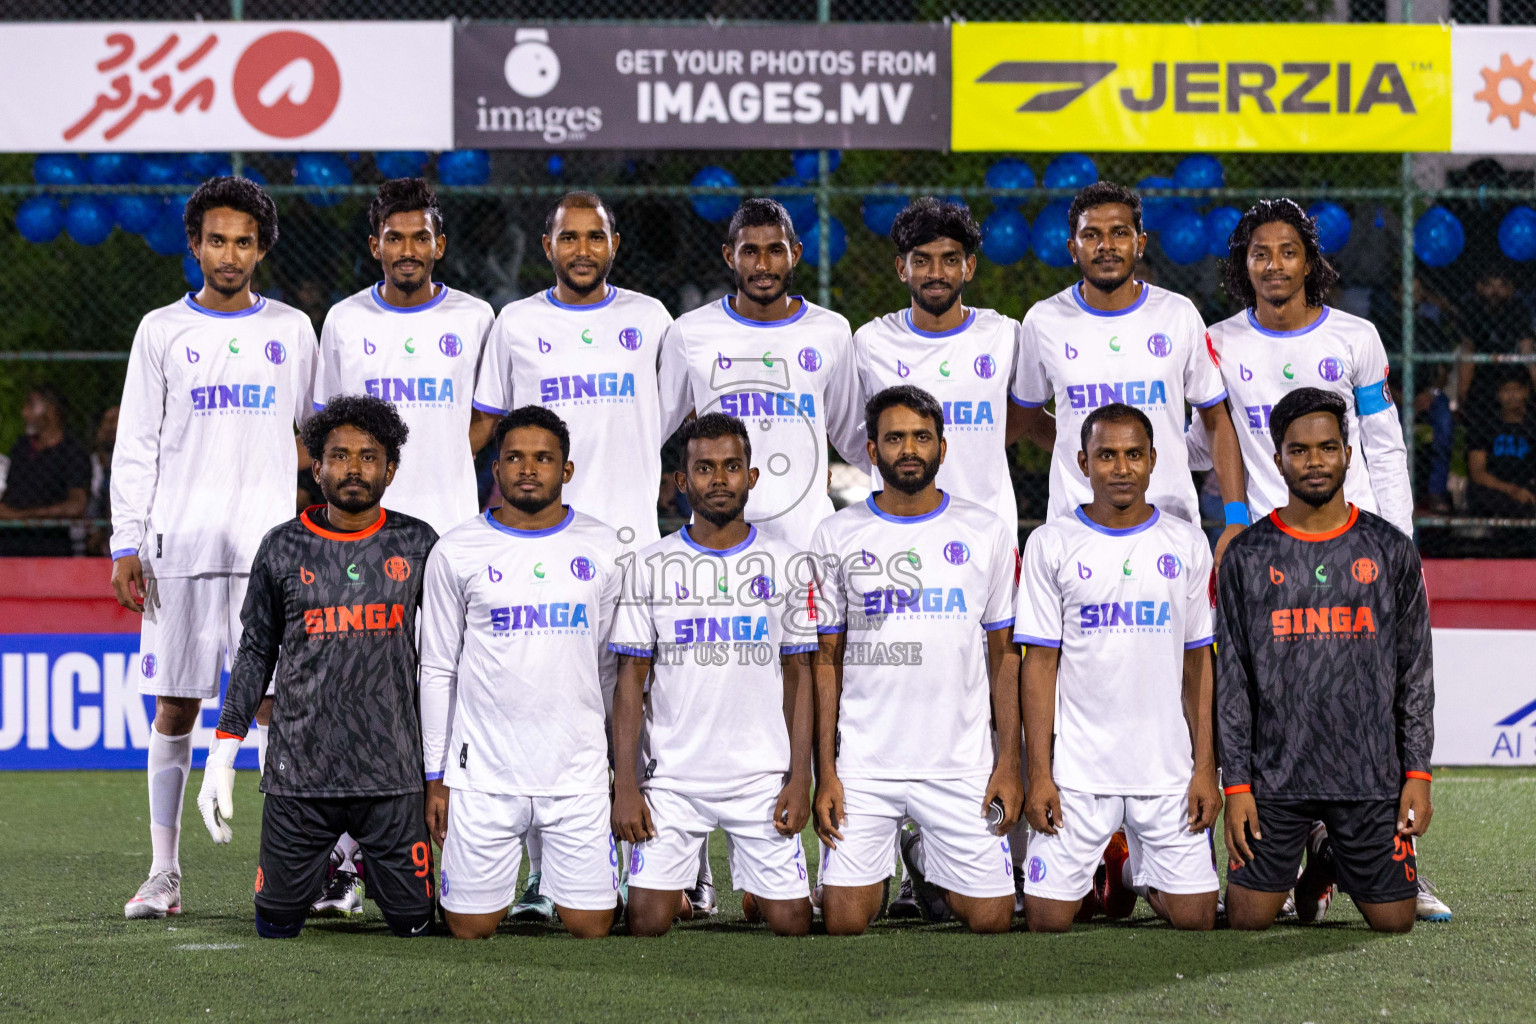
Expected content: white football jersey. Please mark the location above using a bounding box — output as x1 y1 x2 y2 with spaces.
608 525 817 796
1205 306 1412 535
1012 283 1227 524
316 284 494 535
474 286 674 548
419 508 624 796
854 307 1021 529
110 293 316 576
810 493 1017 781
659 296 868 549
1013 507 1214 796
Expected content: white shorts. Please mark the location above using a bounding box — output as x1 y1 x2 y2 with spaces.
439 788 618 914
135 573 250 700
1023 788 1218 901
628 777 809 901
819 776 1013 899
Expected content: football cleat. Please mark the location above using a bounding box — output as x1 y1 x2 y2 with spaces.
1294 823 1336 924
509 872 556 923
809 883 823 918
1415 877 1452 923
1075 884 1103 923
1013 863 1027 917
887 875 922 919
898 825 954 923
311 869 363 917
125 869 182 919
1097 831 1138 919
1276 892 1298 921
682 879 718 918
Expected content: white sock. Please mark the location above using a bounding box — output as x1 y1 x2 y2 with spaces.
525 831 542 877
697 835 714 886
334 833 359 870
147 726 192 876
254 723 268 775
1122 858 1150 898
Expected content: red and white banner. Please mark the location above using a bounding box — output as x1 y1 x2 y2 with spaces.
0 22 452 152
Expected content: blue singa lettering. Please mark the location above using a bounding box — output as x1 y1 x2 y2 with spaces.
538 373 637 403
189 384 277 411
1065 380 1168 410
718 391 816 418
1079 600 1172 629
942 401 994 426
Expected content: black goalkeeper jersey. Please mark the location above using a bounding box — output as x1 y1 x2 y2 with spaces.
217 506 438 798
1215 506 1434 802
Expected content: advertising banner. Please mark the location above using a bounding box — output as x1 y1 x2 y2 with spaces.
1430 628 1536 766
0 22 453 152
952 22 1451 152
454 22 949 149
1452 26 1536 153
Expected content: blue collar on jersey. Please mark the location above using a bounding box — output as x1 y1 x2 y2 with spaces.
1244 305 1331 338
679 523 757 557
865 491 950 524
183 293 266 318
1069 280 1149 318
720 295 808 328
545 285 616 311
483 505 574 537
370 282 449 314
1073 504 1160 536
903 307 975 338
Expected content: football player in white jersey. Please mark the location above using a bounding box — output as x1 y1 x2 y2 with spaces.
473 191 674 920
421 407 625 940
1015 403 1220 932
111 177 316 919
1012 182 1248 563
855 198 1054 530
812 385 1022 936
610 414 816 936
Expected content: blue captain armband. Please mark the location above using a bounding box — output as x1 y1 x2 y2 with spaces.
1224 502 1250 527
1355 377 1393 416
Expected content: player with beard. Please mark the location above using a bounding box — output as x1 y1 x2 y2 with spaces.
610 413 816 935
1012 182 1247 564
1217 388 1434 934
198 396 439 939
420 407 625 939
811 386 1022 936
473 191 674 921
112 176 316 920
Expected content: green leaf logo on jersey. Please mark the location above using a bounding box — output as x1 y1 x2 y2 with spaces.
1122 558 1133 576
404 337 416 354
1283 363 1295 379
346 563 360 581
1108 336 1121 352
533 562 546 578
581 329 594 345
1314 563 1328 583
227 337 240 354
939 360 951 377
763 350 775 367
907 548 920 567
717 576 729 593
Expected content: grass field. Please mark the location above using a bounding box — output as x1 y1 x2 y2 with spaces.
2 768 1533 1023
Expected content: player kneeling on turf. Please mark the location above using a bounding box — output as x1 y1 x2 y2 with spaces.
1218 388 1434 934
610 413 816 936
420 407 625 940
812 385 1023 936
1015 403 1221 932
199 396 439 939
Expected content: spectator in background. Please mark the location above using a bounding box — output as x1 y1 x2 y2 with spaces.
0 386 92 556
86 405 119 555
1456 266 1536 412
1467 371 1536 534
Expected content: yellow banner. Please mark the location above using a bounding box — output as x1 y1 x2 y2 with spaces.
952 23 1451 152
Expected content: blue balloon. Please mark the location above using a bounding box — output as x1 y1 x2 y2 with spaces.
15 196 65 243
183 253 204 290
1138 176 1181 233
437 149 491 186
546 154 565 178
800 217 847 266
861 189 909 237
65 196 115 246
1205 205 1243 258
184 152 232 179
1043 153 1097 191
986 159 1035 208
114 194 160 234
792 149 841 181
145 205 188 256
376 150 429 179
87 153 140 186
237 167 267 186
138 154 189 186
1307 201 1352 255
296 153 353 206
982 208 1031 265
1500 206 1536 262
771 177 817 233
1414 207 1464 268
1160 207 1207 265
1033 200 1075 267
34 154 87 186
1173 154 1224 191
689 165 739 222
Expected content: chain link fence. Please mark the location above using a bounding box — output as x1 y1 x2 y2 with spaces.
3 0 1535 556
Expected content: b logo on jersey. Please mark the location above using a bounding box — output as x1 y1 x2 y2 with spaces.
1147 333 1172 358
749 574 775 600
487 565 503 583
799 347 822 372
1077 561 1092 579
300 566 315 585
439 333 463 357
1269 565 1285 585
974 354 997 379
1064 342 1079 360
716 352 732 370
1352 558 1380 584
384 557 411 582
1157 554 1182 579
860 549 875 567
185 347 200 364
944 541 971 565
1240 364 1253 381
141 654 157 679
538 337 552 354
1319 357 1344 382
570 556 596 581
897 360 911 378
619 327 643 351
265 340 287 365
363 338 377 355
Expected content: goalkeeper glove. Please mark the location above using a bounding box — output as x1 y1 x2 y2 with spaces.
197 735 240 844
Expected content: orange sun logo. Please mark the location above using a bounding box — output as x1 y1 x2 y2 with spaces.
1474 54 1536 129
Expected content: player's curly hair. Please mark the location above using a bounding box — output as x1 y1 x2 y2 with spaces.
302 394 410 466
727 197 797 247
1080 402 1154 453
679 412 752 465
184 175 278 251
491 405 571 462
890 197 982 256
865 384 944 444
544 190 617 237
369 177 442 236
1269 387 1349 453
1222 198 1341 310
1067 180 1141 235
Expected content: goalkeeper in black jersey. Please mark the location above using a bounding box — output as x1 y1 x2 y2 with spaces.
1216 388 1434 934
197 395 440 938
